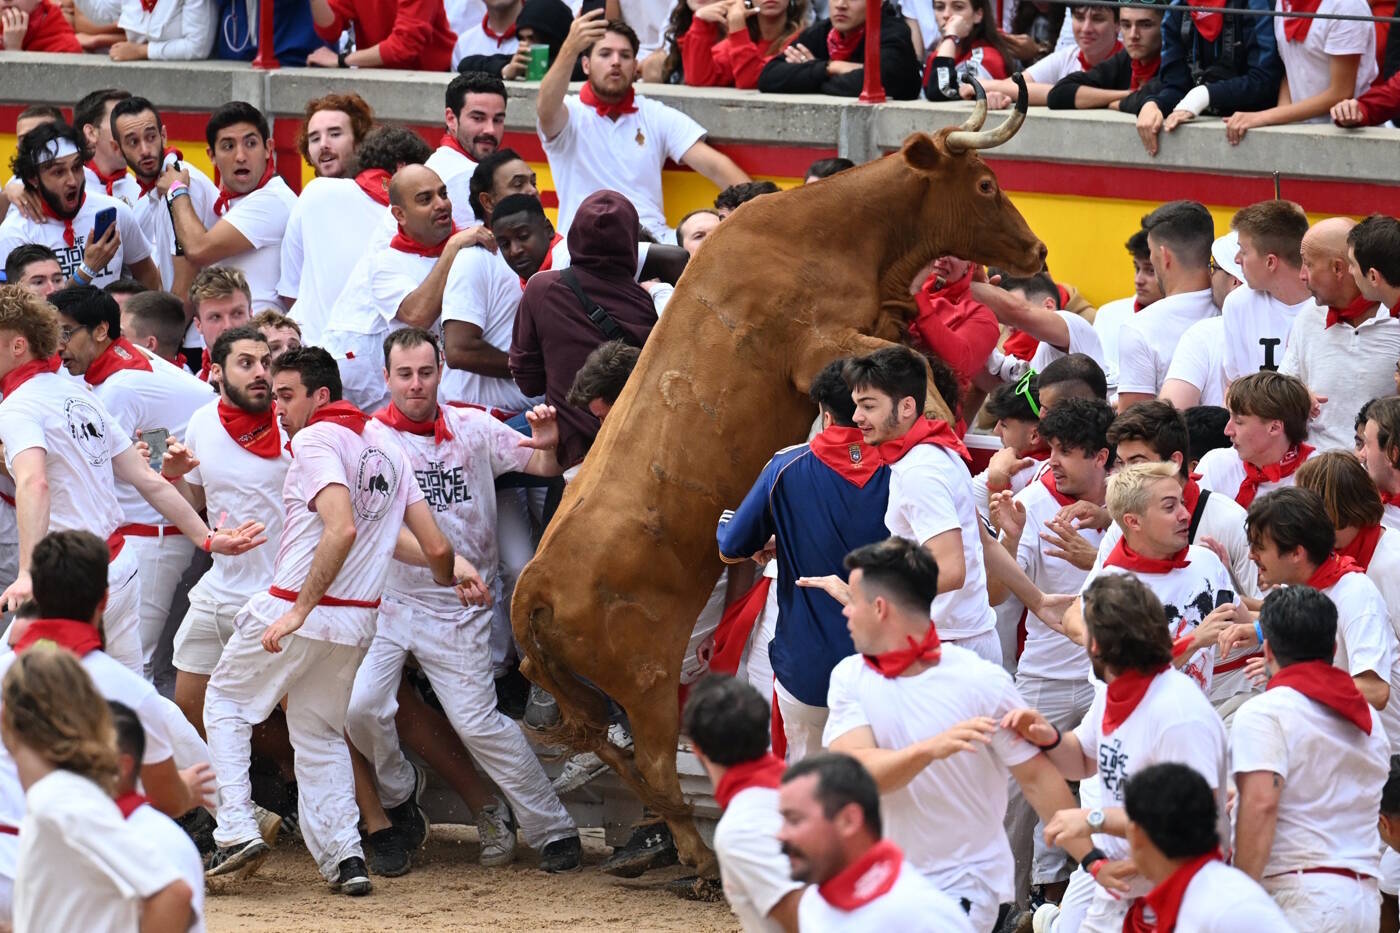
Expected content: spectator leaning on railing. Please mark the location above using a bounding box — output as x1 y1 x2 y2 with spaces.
306 0 457 70
757 0 921 98
71 0 216 60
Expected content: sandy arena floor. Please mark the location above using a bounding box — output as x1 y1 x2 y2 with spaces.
205 826 741 932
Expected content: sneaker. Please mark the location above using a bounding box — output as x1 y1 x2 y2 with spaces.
600 821 678 878
495 667 532 720
1031 902 1061 933
476 797 518 868
205 838 270 878
366 828 411 877
538 835 582 873
524 684 560 729
254 805 283 849
386 763 430 851
332 856 372 896
552 722 633 795
176 808 217 859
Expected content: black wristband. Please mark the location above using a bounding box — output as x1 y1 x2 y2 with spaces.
1080 847 1108 873
1034 723 1062 751
337 48 348 68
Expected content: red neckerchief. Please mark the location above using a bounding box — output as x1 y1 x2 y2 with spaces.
818 839 903 910
1133 299 1147 312
876 416 971 465
136 147 183 198
83 337 153 386
482 13 518 45
712 753 785 810
85 160 126 196
809 424 883 488
1039 469 1076 507
198 348 212 382
1105 539 1190 573
1078 40 1122 70
374 401 454 445
1002 328 1039 361
863 623 941 678
138 0 157 13
1384 491 1400 507
213 159 276 217
1130 53 1161 90
1306 551 1362 590
1325 293 1380 329
1125 850 1222 932
390 224 457 258
115 790 151 818
1338 523 1384 571
579 83 639 120
217 399 282 459
1269 659 1372 733
0 355 61 399
13 618 102 656
173 352 187 369
1103 664 1167 735
826 23 864 61
40 197 80 248
1186 0 1223 41
306 400 370 435
1281 0 1321 41
519 232 566 288
1182 472 1203 515
353 168 391 207
1235 444 1313 507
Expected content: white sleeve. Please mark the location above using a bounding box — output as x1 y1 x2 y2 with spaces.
278 199 306 299
822 662 871 744
891 459 962 544
1338 593 1393 679
989 673 1039 768
1164 327 1213 391
1321 3 1374 55
147 0 216 59
1059 310 1105 363
441 248 491 328
1279 314 1306 378
116 202 153 264
653 101 707 163
135 692 175 765
222 189 291 249
540 96 580 149
48 803 184 901
0 409 48 467
714 814 803 917
371 263 425 327
1229 700 1289 780
1115 322 1159 395
1071 690 1104 763
293 433 350 503
1026 48 1071 84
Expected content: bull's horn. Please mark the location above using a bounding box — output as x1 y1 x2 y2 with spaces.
946 73 1028 152
957 75 988 132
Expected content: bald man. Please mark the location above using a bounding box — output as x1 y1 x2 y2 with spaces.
321 165 496 410
1280 216 1400 451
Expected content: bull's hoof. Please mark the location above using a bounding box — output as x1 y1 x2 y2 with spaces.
665 875 725 902
600 821 678 878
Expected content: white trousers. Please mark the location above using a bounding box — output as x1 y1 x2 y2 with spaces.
945 628 1003 666
1262 870 1381 933
737 582 777 709
344 596 576 849
103 546 143 676
940 874 1000 933
123 532 196 683
774 679 828 764
1050 865 1096 932
205 620 366 881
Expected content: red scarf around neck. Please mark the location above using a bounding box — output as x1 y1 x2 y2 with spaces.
1102 664 1167 735
83 337 152 387
482 13 518 45
1104 539 1189 574
863 623 941 678
1186 0 1223 41
877 416 970 466
818 839 903 911
40 198 80 248
136 147 183 198
198 348 212 382
1269 659 1372 732
1130 53 1161 90
374 401 454 445
1338 523 1384 571
713 752 785 810
13 618 102 656
1235 444 1313 507
438 132 472 160
0 355 61 399
213 159 276 216
1039 469 1076 507
1281 0 1321 41
1077 40 1122 70
217 399 282 459
1325 293 1380 329
1125 850 1222 933
809 424 883 488
826 23 864 61
1306 551 1362 591
1384 490 1400 508
354 168 391 207
519 232 566 288
85 160 126 196
115 790 151 818
306 400 370 435
1002 328 1040 361
579 82 639 120
390 224 457 258
1181 472 1203 516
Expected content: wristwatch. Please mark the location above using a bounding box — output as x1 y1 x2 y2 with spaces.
1086 808 1106 832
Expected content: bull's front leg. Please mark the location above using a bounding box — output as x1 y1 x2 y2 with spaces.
793 327 956 427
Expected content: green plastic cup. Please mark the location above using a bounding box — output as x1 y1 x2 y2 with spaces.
527 45 550 80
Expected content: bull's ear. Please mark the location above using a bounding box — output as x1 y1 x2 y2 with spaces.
902 134 943 171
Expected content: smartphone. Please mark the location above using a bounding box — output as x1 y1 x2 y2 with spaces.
93 206 118 242
1214 589 1234 609
139 428 169 472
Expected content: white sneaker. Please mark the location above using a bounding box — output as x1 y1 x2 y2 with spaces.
552 723 633 794
1032 902 1061 933
475 797 518 868
253 805 282 849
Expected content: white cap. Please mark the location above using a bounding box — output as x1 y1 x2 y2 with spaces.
1212 231 1242 282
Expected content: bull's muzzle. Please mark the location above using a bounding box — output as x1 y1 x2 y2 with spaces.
946 74 1028 153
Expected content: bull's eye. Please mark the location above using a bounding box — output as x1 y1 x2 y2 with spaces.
979 179 995 195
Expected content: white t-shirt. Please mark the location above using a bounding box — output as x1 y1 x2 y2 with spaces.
126 802 205 933
884 443 995 640
1321 573 1400 743
1195 444 1312 504
443 0 484 38
425 144 478 230
182 399 289 608
1275 0 1378 118
132 163 218 293
1281 304 1400 452
83 165 142 209
384 406 532 613
1025 44 1088 84
1014 477 1099 681
440 244 541 411
1072 670 1230 902
0 371 131 538
1220 286 1313 381
451 21 519 69
796 860 975 932
1116 289 1219 396
89 354 213 527
714 785 802 933
216 176 297 311
824 647 1038 901
1173 860 1295 930
0 191 151 289
1369 530 1400 664
1092 296 1137 398
898 0 940 53
13 770 184 933
279 177 389 346
323 244 438 343
269 419 422 647
1231 683 1389 875
540 95 706 241
1163 316 1226 405
1384 503 1400 533
1027 310 1106 376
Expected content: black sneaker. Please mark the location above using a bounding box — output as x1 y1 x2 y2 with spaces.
538 835 583 874
385 764 430 851
177 808 217 859
495 666 532 720
600 821 677 878
205 838 270 878
332 856 372 896
367 828 411 877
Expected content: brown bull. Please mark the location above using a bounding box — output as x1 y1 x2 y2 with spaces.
513 80 1048 876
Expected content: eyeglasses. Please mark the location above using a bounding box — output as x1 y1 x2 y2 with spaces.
1015 368 1041 418
58 324 88 343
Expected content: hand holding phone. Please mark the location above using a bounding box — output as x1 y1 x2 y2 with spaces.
138 428 170 472
92 206 117 243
